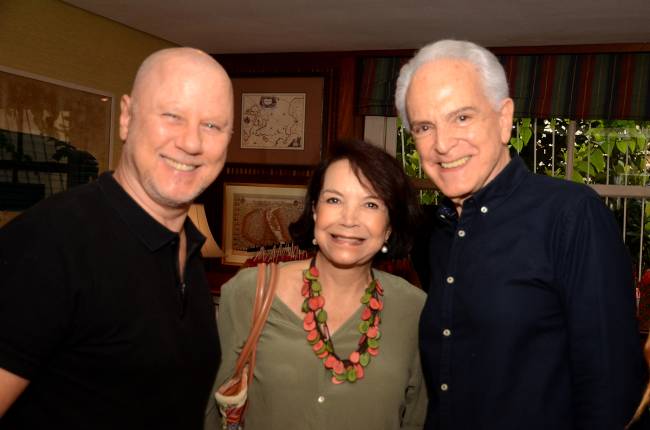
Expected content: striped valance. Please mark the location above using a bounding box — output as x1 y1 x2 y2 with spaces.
503 53 650 120
357 52 650 120
357 57 406 117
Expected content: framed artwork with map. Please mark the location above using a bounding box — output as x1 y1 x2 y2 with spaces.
222 182 307 265
227 76 324 166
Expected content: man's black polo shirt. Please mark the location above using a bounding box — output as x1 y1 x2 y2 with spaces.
0 172 220 429
419 157 646 429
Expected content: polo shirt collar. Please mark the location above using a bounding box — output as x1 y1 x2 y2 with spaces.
97 172 206 253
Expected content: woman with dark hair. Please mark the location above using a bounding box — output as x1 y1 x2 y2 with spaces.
205 140 427 429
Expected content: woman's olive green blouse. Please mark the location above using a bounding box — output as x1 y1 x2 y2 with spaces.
205 266 427 430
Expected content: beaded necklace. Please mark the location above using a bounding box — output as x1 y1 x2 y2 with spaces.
301 257 384 384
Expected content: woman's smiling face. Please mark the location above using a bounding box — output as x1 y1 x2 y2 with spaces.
313 159 391 269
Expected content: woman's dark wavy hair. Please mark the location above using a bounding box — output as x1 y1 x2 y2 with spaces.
289 139 420 261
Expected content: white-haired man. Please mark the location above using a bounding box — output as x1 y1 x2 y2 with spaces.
0 48 233 429
397 39 646 429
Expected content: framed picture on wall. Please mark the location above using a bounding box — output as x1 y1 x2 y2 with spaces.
0 65 114 220
222 182 307 265
228 76 324 166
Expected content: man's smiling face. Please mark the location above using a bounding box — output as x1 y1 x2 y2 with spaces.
406 58 513 212
118 53 233 213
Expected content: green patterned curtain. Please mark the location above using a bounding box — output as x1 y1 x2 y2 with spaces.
357 52 650 120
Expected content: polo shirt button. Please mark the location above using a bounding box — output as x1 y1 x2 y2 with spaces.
480 206 488 213
317 395 325 403
446 276 455 284
441 383 449 391
442 328 452 337
457 230 466 238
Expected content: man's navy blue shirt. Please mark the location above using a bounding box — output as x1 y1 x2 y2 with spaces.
419 156 646 429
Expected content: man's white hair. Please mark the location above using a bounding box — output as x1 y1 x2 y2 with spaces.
395 39 509 131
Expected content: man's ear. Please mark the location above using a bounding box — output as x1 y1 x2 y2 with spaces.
119 95 133 141
498 98 515 146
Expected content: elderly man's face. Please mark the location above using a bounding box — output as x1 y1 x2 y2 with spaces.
406 59 513 211
119 57 233 211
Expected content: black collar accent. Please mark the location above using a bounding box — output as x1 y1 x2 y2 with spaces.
465 155 529 211
97 172 205 253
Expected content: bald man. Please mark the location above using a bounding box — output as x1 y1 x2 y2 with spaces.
0 48 233 429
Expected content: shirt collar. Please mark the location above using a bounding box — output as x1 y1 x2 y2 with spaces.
435 201 458 225
97 172 206 253
435 154 530 222
467 154 529 209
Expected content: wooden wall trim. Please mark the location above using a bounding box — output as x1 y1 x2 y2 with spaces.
355 42 650 56
335 55 359 141
213 42 649 58
490 43 650 55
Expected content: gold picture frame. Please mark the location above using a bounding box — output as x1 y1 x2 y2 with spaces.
222 182 307 265
0 65 114 216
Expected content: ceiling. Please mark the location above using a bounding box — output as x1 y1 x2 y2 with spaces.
63 0 650 54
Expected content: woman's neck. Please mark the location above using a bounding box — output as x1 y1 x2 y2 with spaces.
313 253 372 298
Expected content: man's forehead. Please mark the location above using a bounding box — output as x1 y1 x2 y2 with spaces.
132 50 228 98
413 58 479 84
136 66 229 108
407 59 487 106
139 59 205 89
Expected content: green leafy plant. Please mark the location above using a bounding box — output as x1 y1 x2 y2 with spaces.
396 118 439 205
510 117 650 275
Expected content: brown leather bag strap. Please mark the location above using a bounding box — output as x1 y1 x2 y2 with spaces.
247 263 278 381
232 262 278 376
